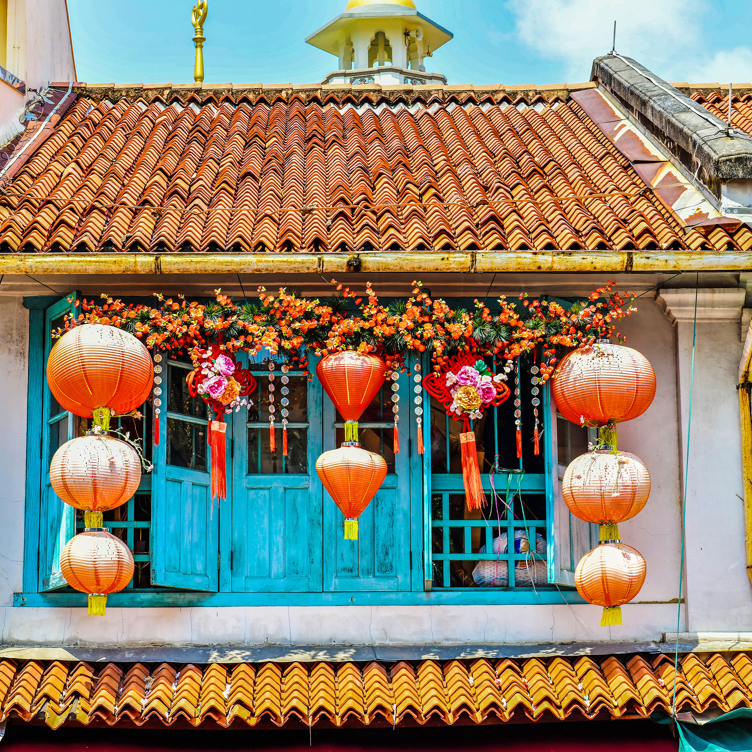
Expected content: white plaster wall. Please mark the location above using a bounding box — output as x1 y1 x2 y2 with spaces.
0 292 744 648
21 0 75 92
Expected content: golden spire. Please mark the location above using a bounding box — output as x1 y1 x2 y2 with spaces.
191 0 208 83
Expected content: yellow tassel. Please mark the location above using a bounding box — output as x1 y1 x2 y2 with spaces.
88 594 107 616
598 422 618 449
599 523 620 541
92 407 112 433
84 511 103 529
344 421 359 443
600 606 622 627
344 519 358 540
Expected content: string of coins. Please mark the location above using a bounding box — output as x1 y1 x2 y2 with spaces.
268 361 276 453
514 358 522 460
280 364 290 456
153 352 163 445
391 370 400 453
531 357 541 455
414 361 424 454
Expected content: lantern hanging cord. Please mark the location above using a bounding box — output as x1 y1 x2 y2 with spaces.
671 271 698 718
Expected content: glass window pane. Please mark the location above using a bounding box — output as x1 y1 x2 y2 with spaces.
167 418 207 470
557 416 588 465
247 426 307 474
336 426 395 473
49 416 68 455
251 372 307 423
168 363 207 419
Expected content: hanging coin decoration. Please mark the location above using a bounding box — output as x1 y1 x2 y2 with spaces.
531 357 541 456
268 361 276 453
281 364 289 457
514 358 522 460
414 361 424 455
391 370 400 454
153 352 163 446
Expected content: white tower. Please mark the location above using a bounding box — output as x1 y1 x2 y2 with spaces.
306 0 453 86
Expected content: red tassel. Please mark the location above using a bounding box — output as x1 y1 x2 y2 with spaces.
460 431 486 510
154 413 160 446
270 422 276 453
209 420 227 503
417 424 424 455
534 426 540 455
516 428 522 459
393 422 400 454
283 425 288 456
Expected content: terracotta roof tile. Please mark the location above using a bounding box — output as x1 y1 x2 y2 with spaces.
2 87 747 254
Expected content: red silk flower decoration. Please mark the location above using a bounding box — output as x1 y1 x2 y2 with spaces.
423 353 510 511
187 348 256 502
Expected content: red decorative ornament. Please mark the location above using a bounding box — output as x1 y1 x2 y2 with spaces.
187 347 256 502
423 352 511 510
317 351 386 442
552 343 656 428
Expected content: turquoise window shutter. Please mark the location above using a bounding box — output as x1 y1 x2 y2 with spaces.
39 293 80 592
321 366 412 593
229 359 324 592
151 359 218 591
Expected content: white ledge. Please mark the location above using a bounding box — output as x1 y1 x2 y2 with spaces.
656 287 746 324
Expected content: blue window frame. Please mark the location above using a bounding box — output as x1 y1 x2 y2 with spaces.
19 296 590 607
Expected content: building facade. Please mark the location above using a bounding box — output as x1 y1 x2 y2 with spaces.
0 1 751 747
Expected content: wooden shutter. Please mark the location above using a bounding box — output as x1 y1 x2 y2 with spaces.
39 294 79 592
229 358 324 592
151 359 218 591
544 384 598 587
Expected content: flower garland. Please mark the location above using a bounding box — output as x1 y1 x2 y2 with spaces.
62 281 635 375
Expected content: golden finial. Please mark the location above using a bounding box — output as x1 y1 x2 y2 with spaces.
191 0 208 84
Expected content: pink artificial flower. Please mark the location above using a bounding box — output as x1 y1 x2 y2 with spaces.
445 371 458 388
456 365 480 387
204 374 228 400
478 380 497 404
214 353 236 376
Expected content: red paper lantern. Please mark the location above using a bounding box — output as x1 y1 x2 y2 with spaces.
60 531 134 615
47 324 154 426
562 450 650 540
317 352 386 441
316 445 387 540
575 542 646 626
50 435 141 522
552 343 655 427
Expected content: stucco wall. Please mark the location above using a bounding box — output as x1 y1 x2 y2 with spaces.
20 0 75 92
0 290 745 648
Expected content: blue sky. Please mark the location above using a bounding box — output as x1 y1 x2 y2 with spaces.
67 0 752 86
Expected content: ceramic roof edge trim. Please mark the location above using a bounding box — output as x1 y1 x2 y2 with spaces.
2 653 752 730
592 54 752 190
2 251 752 275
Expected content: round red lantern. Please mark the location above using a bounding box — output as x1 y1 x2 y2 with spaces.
552 343 655 428
60 530 134 615
562 450 650 540
50 435 142 524
47 324 154 427
575 542 646 626
317 351 386 441
316 445 387 540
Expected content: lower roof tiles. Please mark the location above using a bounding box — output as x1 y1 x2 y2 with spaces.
1 653 751 730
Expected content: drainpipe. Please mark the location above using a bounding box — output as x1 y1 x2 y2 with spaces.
738 320 752 585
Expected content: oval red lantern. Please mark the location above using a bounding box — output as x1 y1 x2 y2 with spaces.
50 435 142 523
575 542 646 626
47 324 154 426
316 445 387 540
317 352 386 441
60 530 134 615
562 450 650 540
552 343 656 428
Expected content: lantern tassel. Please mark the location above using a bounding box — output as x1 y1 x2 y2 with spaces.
599 523 620 542
283 425 288 456
533 426 540 455
417 424 424 455
600 606 623 627
209 420 227 502
344 519 358 540
88 594 107 616
270 423 276 453
516 428 522 459
393 422 399 454
154 412 160 446
460 431 486 510
84 511 103 529
344 420 359 444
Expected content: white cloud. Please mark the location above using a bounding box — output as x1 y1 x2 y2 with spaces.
506 0 752 83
